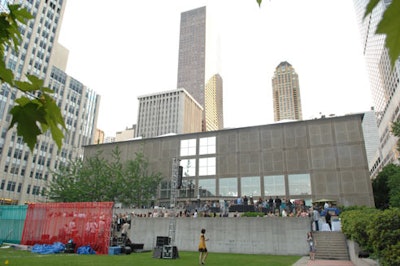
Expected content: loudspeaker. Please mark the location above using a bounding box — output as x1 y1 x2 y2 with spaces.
162 245 173 259
156 236 170 247
177 166 183 189
162 245 179 259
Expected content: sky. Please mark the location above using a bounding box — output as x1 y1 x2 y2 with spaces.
58 0 372 137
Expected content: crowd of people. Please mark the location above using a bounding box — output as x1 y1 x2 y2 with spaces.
112 196 326 219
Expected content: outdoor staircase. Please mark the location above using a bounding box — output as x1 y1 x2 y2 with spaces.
314 231 350 261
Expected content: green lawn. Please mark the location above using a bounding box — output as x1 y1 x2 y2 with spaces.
0 247 301 266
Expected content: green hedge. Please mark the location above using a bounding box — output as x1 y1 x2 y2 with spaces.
341 207 400 266
241 212 265 217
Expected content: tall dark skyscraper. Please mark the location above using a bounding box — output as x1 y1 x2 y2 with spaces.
272 61 303 122
353 0 400 173
177 6 223 131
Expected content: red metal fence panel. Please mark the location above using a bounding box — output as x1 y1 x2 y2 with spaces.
20 202 114 254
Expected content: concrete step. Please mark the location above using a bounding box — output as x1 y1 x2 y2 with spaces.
314 231 350 260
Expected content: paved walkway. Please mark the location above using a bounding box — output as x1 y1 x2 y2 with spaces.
293 256 354 266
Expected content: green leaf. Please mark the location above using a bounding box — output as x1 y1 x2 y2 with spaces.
363 0 380 19
8 4 33 23
0 17 11 54
1 5 33 53
14 75 42 91
14 80 39 92
257 0 262 7
14 74 54 93
26 74 44 88
42 94 66 150
0 60 15 85
375 0 400 67
42 94 66 128
8 100 46 151
14 96 32 106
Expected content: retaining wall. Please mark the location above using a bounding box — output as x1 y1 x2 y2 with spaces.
129 217 311 255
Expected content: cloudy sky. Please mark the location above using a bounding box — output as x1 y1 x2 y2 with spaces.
58 0 372 136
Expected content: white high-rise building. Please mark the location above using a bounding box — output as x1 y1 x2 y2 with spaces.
362 109 381 176
353 0 400 173
135 89 203 138
0 0 100 204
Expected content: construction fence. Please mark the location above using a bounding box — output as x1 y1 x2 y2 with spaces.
1 202 113 254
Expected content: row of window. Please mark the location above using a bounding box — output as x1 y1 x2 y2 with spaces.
0 180 42 196
175 136 311 198
160 174 311 199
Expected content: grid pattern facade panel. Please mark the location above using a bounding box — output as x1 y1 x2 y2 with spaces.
177 7 206 106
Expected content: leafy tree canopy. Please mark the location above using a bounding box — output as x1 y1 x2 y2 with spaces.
47 147 162 207
373 163 400 209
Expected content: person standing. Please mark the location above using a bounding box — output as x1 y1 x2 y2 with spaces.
307 231 316 260
121 221 130 239
275 196 282 213
312 207 320 231
325 211 332 230
243 195 248 205
198 228 209 265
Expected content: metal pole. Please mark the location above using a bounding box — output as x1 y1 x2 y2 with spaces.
168 157 179 246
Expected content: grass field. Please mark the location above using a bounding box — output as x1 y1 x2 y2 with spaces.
0 247 301 266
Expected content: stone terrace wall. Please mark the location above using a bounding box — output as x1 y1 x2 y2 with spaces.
129 217 311 255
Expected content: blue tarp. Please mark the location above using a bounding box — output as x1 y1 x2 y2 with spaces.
77 245 96 255
31 242 65 254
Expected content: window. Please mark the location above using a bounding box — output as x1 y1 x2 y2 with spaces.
199 157 216 176
288 173 311 196
32 185 40 195
240 176 261 197
219 178 238 197
159 180 170 199
264 175 285 196
6 181 16 192
180 159 196 177
199 136 216 155
198 179 215 197
180 139 196 156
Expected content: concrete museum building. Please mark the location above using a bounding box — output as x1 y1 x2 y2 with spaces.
84 113 375 208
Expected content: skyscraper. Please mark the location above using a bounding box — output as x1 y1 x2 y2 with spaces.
0 0 100 204
272 61 303 122
177 6 223 131
353 0 400 172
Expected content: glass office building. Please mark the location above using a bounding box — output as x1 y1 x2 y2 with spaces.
353 0 400 175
